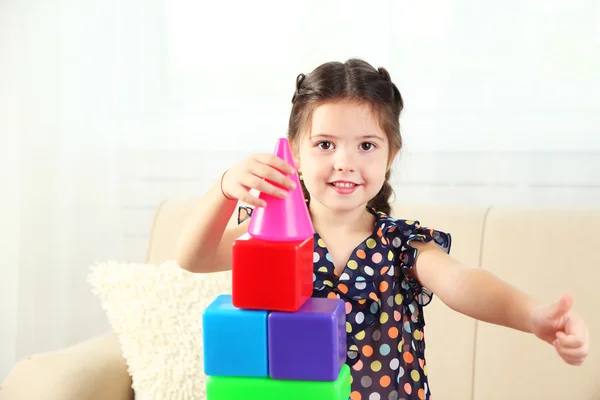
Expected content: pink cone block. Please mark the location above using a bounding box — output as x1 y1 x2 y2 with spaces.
247 138 314 242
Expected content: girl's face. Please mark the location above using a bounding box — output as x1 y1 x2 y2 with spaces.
296 100 394 213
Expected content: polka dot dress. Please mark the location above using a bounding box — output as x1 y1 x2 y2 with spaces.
238 205 452 400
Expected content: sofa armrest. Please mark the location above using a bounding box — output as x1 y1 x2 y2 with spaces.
1 332 133 400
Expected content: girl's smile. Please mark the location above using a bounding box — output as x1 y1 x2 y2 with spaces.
331 181 360 194
330 180 360 194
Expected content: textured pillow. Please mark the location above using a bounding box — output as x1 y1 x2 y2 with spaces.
88 260 232 400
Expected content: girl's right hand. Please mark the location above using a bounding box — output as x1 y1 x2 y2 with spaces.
221 153 297 208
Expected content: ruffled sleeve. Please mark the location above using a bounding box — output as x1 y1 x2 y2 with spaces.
384 216 452 307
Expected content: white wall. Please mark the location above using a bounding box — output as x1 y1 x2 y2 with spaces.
156 0 600 153
390 0 600 152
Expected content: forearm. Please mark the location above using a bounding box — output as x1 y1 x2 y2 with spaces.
176 178 238 273
449 267 540 333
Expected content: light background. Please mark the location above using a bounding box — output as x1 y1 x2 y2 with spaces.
1 0 598 379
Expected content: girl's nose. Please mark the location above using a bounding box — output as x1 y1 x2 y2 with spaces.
333 151 356 172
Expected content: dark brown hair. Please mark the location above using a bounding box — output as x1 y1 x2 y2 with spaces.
287 58 404 215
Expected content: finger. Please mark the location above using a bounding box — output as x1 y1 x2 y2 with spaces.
557 332 585 349
565 312 588 336
556 342 588 358
251 162 296 190
241 174 288 199
254 178 290 198
558 350 588 366
546 293 573 320
561 354 586 366
226 181 267 208
554 340 589 365
256 153 296 175
238 191 266 208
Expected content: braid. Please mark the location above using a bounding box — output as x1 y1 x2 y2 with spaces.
367 170 395 215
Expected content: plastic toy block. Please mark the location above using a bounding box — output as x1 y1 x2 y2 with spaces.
232 232 313 312
206 364 351 400
247 137 314 242
268 297 346 381
202 294 268 377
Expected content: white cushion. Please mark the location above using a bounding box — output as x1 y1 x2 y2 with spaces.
88 260 232 400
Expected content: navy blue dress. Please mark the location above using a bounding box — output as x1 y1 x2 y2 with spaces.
238 205 452 400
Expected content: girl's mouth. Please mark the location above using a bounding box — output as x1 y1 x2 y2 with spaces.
331 182 356 188
330 181 359 194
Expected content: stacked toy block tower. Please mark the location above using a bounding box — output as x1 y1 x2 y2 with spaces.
202 138 351 400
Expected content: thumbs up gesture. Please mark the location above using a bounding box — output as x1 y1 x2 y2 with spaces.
530 293 590 366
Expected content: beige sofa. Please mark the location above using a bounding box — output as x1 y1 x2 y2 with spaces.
2 199 599 400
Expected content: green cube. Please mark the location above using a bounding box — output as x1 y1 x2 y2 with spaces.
206 364 351 399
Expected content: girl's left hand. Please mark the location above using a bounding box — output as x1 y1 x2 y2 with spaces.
530 293 590 366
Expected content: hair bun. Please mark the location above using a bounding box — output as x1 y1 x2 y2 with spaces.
377 67 392 82
296 73 306 91
292 73 306 103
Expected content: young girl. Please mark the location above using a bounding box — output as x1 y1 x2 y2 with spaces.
177 58 590 400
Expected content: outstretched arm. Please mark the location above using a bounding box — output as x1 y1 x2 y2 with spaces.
410 241 589 366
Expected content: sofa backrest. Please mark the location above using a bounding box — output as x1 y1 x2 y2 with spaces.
146 198 600 400
146 199 199 265
472 206 600 399
391 202 490 399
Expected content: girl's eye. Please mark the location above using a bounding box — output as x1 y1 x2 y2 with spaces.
360 142 376 151
317 141 333 150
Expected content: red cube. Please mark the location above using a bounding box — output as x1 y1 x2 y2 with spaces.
232 233 313 312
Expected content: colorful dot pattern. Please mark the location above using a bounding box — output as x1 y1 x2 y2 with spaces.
238 206 452 400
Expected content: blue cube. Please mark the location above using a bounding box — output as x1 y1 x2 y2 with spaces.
202 294 269 377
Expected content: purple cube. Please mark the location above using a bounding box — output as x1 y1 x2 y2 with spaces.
267 297 346 381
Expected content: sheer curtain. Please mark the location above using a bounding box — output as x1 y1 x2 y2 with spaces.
0 0 167 378
0 0 399 378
